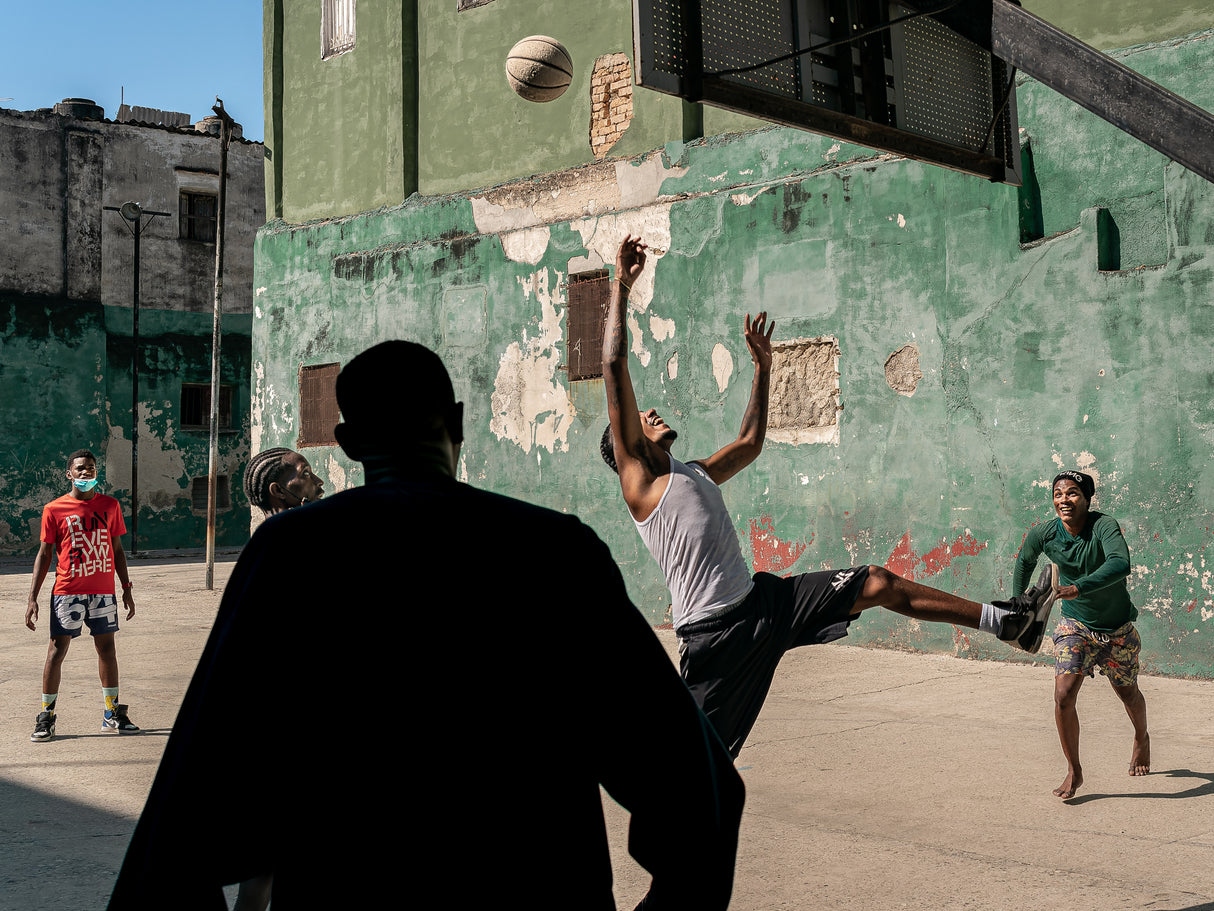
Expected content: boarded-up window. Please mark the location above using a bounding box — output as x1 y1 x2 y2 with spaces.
299 363 341 447
180 192 217 243
322 0 356 58
566 270 610 381
181 383 233 430
191 475 230 512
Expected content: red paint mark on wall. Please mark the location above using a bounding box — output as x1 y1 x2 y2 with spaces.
749 515 810 575
1186 597 1201 613
884 530 987 581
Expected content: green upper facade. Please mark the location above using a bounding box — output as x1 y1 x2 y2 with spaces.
263 0 1212 221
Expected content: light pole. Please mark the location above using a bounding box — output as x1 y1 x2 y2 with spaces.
103 201 168 555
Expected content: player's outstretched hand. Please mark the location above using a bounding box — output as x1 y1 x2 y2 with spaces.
745 311 774 371
616 235 647 289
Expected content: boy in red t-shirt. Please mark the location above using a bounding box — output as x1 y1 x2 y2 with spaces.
25 449 138 742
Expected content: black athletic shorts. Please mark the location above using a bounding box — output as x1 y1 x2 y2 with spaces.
676 566 870 758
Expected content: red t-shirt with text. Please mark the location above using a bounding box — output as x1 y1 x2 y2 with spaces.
40 493 127 595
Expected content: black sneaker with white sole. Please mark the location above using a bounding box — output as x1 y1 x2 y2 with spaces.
31 710 56 743
994 564 1060 655
102 704 140 734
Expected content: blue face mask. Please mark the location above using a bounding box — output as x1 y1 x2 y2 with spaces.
73 477 99 492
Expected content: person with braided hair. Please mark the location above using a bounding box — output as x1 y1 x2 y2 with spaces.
242 448 324 517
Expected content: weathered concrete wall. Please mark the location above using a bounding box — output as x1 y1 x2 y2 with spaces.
253 30 1214 676
0 295 252 555
0 107 264 554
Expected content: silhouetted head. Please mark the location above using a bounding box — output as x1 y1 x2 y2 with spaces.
335 341 464 477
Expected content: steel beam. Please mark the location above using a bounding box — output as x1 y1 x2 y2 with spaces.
990 0 1214 184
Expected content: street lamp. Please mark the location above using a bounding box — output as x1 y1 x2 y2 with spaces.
103 201 168 555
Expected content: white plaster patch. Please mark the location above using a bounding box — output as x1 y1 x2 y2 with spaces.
897 214 906 229
325 454 348 492
628 312 651 368
712 343 734 393
708 171 728 183
489 268 577 454
740 169 753 175
499 226 551 265
569 205 675 369
256 287 267 297
667 352 678 380
254 306 263 319
730 187 774 206
649 313 676 342
823 142 842 161
104 406 188 509
250 361 266 454
616 155 688 209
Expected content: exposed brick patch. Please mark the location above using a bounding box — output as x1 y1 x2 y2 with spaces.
589 54 634 161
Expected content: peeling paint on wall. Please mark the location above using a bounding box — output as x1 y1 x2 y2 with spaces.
489 268 577 454
711 343 733 393
499 226 551 264
749 514 811 574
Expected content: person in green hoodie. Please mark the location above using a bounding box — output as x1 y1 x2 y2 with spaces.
1014 470 1149 799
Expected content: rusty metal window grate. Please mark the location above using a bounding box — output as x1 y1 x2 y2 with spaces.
298 363 341 447
566 270 610 382
181 383 233 430
191 475 230 512
180 192 217 243
322 0 356 59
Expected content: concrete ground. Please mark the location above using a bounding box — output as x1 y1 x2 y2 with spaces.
2 557 1213 910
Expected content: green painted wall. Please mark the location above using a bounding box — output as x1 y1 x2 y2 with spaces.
0 295 253 555
266 0 416 222
264 1 1214 219
1022 0 1213 50
255 17 1214 676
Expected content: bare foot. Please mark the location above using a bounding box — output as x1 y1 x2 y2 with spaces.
1053 769 1083 799
1129 733 1150 776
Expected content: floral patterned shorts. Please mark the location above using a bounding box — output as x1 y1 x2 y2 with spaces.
1053 616 1140 686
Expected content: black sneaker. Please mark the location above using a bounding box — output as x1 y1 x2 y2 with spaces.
995 564 1059 654
31 710 56 743
102 704 140 734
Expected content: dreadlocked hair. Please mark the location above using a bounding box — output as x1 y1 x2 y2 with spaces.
600 424 618 474
243 448 295 511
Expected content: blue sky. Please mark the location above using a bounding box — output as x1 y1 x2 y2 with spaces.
2 1 264 140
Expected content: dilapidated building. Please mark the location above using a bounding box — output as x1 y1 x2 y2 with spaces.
0 98 264 554
253 0 1214 675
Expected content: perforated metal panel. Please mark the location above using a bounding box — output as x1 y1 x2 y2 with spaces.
892 8 1003 151
633 0 1020 184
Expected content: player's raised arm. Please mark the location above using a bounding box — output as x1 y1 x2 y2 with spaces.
692 312 774 486
602 236 666 513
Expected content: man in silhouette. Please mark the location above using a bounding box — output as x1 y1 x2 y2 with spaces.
110 340 743 910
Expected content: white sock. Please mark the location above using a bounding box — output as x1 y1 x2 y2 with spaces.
979 603 1011 634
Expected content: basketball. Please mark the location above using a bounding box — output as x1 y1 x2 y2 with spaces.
505 36 573 103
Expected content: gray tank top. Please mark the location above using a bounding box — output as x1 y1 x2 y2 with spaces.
633 455 754 630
